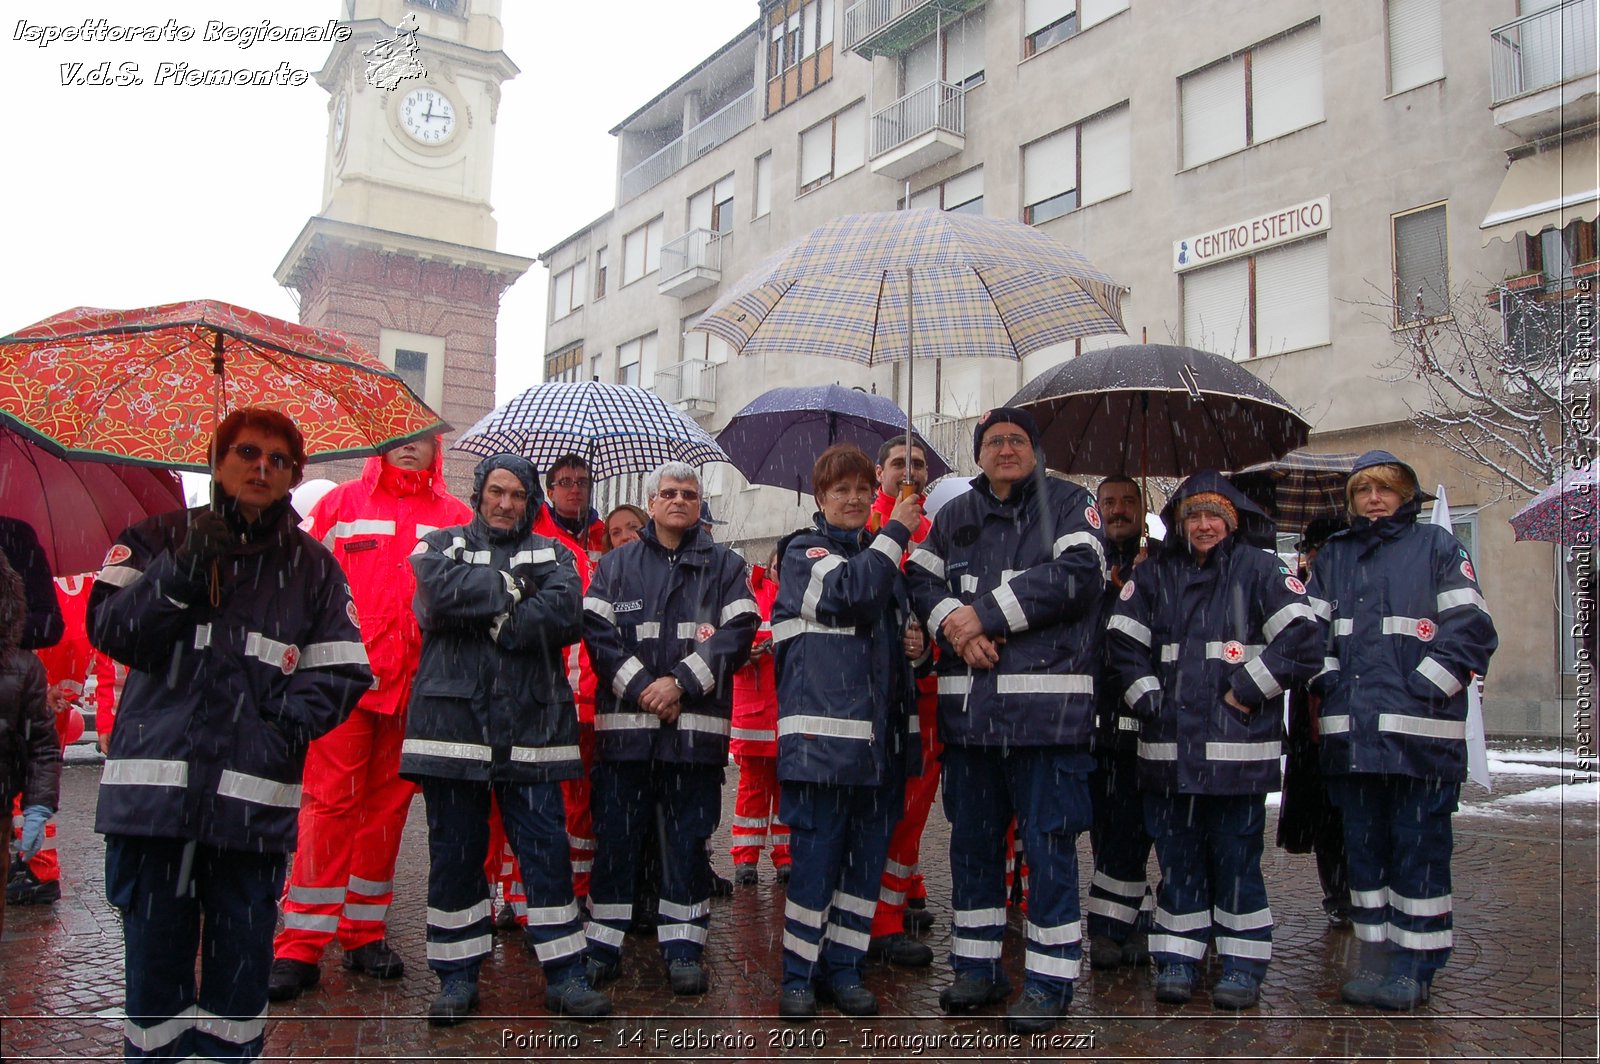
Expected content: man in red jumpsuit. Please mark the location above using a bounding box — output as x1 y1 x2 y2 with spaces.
864 438 939 967
729 552 790 884
268 436 470 1000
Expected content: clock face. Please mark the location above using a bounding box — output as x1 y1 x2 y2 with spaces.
399 87 456 145
332 92 348 152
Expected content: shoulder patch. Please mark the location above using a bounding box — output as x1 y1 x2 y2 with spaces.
280 645 301 675
103 544 132 566
1119 579 1136 601
410 541 429 556
696 623 716 642
1085 504 1101 530
347 601 360 628
1415 618 1437 642
1460 559 1475 582
805 546 829 559
1285 576 1306 595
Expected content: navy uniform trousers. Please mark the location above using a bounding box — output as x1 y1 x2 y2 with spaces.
107 835 285 1062
944 745 1094 1000
419 777 585 984
778 764 905 992
1086 747 1154 943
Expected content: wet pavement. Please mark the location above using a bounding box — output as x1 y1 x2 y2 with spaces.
1 745 1595 1062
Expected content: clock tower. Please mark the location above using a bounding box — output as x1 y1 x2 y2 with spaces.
276 0 532 491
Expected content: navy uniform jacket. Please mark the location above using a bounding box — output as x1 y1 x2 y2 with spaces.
583 523 758 765
772 517 921 787
905 472 1106 748
89 501 371 853
401 517 584 785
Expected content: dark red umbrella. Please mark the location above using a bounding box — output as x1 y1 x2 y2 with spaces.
0 427 184 575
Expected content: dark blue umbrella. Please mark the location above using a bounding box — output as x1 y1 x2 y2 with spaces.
715 384 952 494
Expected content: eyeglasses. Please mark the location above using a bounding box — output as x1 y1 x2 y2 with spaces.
226 443 295 471
981 434 1032 452
552 477 592 491
656 488 701 502
823 484 874 500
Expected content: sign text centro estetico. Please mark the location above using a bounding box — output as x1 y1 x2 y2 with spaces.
1173 196 1331 273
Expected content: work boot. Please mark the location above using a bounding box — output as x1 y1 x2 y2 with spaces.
1372 974 1431 1011
774 864 792 884
904 898 934 933
342 940 405 979
585 954 621 987
493 904 520 932
867 933 934 967
428 974 479 1026
1211 970 1261 1010
938 973 1010 1013
266 958 320 1002
1154 962 1196 1005
1089 934 1126 970
5 866 60 906
734 865 759 886
1122 930 1151 966
668 958 707 995
1340 968 1388 1006
709 872 734 897
1005 983 1069 1034
777 986 817 1021
817 980 878 1016
545 974 612 1017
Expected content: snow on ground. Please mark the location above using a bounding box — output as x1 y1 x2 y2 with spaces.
1486 759 1572 778
1481 780 1600 807
1488 748 1582 765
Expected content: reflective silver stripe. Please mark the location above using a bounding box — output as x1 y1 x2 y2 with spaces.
102 758 188 788
1107 614 1151 647
634 622 662 640
1243 655 1283 700
507 548 557 567
1213 905 1273 930
403 738 493 761
785 899 828 928
659 898 712 921
284 912 340 932
1025 950 1082 979
1350 888 1388 908
1116 716 1142 732
1215 936 1273 960
782 930 821 960
323 519 395 547
301 641 369 668
587 923 625 948
953 906 1007 928
731 727 776 742
732 815 770 829
926 596 962 636
951 937 1004 959
1333 618 1354 637
1084 896 1139 923
721 597 759 624
612 656 646 697
677 712 731 737
1378 713 1465 740
1261 601 1316 641
869 533 903 562
1416 656 1465 697
343 903 387 921
583 597 615 623
98 564 142 588
1353 921 1387 943
1316 656 1340 678
779 715 873 741
1155 906 1212 932
1437 587 1488 613
288 884 345 904
509 744 582 764
831 890 876 919
880 887 907 906
428 900 492 929
1308 596 1331 620
590 902 633 922
1053 530 1107 578
676 622 703 640
216 770 301 808
771 617 853 642
991 583 1029 632
442 537 492 565
243 632 296 671
884 858 915 878
959 574 979 593
524 902 582 926
567 833 595 852
1382 615 1432 639
1206 741 1280 762
1387 925 1452 950
124 1009 195 1051
1123 675 1158 708
1320 714 1351 735
1160 643 1179 663
1139 741 1178 761
682 652 715 691
595 712 660 731
193 624 212 650
657 923 709 945
1092 871 1146 896
997 673 1093 695
1389 890 1452 917
1147 934 1207 958
801 553 845 621
1206 641 1264 661
823 923 871 950
414 524 440 538
938 675 972 695
426 935 492 961
1025 920 1080 946
533 929 588 963
906 548 945 579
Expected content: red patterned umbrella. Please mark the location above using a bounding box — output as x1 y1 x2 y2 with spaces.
0 299 446 470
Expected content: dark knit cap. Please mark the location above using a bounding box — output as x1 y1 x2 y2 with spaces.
972 407 1041 460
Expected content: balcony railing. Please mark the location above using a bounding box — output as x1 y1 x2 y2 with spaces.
654 358 719 414
1490 0 1596 105
660 229 726 282
871 80 965 158
620 89 755 202
843 0 983 57
913 411 976 476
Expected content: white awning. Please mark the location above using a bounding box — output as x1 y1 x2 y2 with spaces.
1480 136 1600 245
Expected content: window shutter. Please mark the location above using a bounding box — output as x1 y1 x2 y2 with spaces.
1394 205 1449 320
799 121 832 185
1252 23 1324 142
640 332 659 389
1388 0 1444 93
819 0 835 46
645 217 663 274
1256 236 1330 354
903 34 937 91
552 269 573 318
572 260 587 311
945 7 986 85
1080 104 1131 204
943 167 984 210
754 154 772 216
1182 257 1251 360
1024 127 1077 208
834 103 866 175
1024 0 1074 36
622 229 646 284
909 185 942 211
1181 57 1246 168
1080 0 1128 30
688 187 713 232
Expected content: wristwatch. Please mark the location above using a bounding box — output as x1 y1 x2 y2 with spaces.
671 675 685 694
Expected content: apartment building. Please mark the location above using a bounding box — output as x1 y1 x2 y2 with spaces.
539 0 1598 734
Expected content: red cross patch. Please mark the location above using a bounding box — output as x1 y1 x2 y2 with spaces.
1460 560 1475 582
280 645 301 675
347 601 360 628
1085 505 1101 530
1119 580 1136 601
103 544 131 566
1285 576 1306 595
1222 640 1246 662
806 546 829 559
1415 619 1436 642
696 623 715 642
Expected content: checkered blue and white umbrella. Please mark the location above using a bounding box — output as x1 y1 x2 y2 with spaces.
452 381 730 481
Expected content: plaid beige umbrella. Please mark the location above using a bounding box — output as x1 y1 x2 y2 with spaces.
1227 450 1362 536
692 209 1126 365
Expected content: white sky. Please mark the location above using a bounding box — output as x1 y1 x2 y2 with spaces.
3 1 757 407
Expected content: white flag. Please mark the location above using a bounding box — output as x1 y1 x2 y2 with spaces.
1433 483 1491 792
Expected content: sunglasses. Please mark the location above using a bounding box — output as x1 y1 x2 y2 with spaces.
656 488 701 501
226 443 295 472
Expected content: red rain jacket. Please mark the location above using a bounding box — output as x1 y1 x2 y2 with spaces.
730 564 780 758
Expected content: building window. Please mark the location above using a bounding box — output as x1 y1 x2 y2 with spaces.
617 332 659 388
1182 235 1329 359
1527 220 1598 285
379 328 445 411
682 313 735 363
766 0 835 114
550 261 587 321
1387 0 1444 94
593 246 608 300
1022 103 1131 225
1180 21 1323 169
754 153 772 218
1393 203 1449 322
1023 0 1128 58
902 6 986 93
621 217 663 287
909 167 985 215
689 174 736 234
799 101 865 193
544 341 584 384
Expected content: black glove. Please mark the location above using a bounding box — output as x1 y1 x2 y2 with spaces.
511 567 541 601
176 509 233 569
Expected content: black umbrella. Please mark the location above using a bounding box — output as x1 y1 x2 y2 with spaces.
1006 343 1309 477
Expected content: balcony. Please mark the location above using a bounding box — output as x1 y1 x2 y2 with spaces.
1489 0 1598 138
914 411 976 476
619 89 755 202
843 0 986 59
658 229 727 299
654 358 719 419
870 80 965 179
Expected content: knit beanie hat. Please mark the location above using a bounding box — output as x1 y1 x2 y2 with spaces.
972 406 1041 460
1177 491 1238 532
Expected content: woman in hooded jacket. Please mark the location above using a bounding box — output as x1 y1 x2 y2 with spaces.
0 552 60 938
